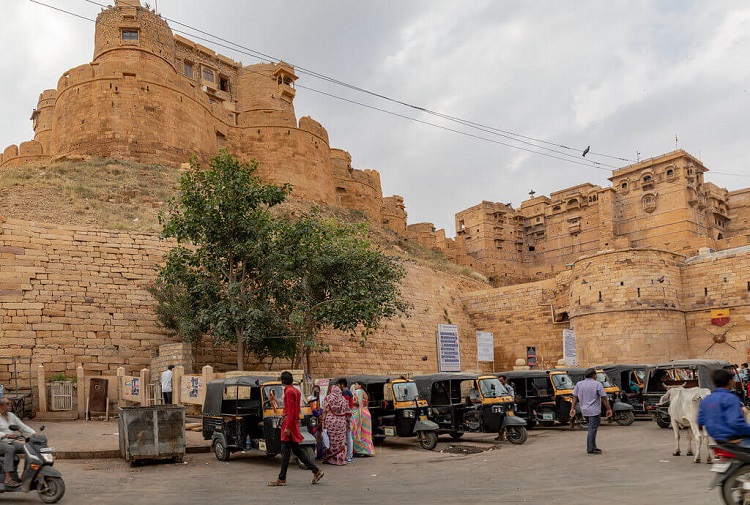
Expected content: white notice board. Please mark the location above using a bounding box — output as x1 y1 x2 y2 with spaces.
476 331 494 362
563 328 577 366
437 324 461 372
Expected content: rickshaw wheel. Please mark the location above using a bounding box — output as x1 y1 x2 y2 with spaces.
615 411 636 426
506 427 528 445
214 439 231 461
418 431 438 450
298 446 316 469
655 414 671 429
721 464 750 505
449 431 464 440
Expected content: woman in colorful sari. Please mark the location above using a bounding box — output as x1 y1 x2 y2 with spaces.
351 383 375 456
322 384 349 465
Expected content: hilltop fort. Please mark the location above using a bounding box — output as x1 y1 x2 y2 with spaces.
2 0 750 384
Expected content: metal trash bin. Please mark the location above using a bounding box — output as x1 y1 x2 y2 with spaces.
118 405 185 464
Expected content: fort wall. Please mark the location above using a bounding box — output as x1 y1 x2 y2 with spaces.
0 216 485 377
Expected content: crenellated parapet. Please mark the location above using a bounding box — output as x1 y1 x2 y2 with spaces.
381 196 407 235
0 141 45 168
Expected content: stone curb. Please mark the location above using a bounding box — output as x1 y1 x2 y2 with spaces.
55 445 211 460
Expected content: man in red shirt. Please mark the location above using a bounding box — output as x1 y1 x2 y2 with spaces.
268 371 324 486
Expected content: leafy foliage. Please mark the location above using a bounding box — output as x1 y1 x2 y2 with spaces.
148 150 409 370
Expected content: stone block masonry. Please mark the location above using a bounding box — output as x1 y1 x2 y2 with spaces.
0 216 488 377
0 217 175 376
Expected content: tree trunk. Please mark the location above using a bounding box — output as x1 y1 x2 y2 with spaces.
236 329 244 371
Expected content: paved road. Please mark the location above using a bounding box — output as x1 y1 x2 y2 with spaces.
2 421 723 505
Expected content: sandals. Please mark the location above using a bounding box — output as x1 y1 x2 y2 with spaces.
311 470 324 484
267 479 286 487
4 479 20 488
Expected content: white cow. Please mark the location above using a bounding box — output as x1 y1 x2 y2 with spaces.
659 387 712 463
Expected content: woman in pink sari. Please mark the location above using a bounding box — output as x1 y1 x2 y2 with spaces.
322 385 349 465
351 383 375 456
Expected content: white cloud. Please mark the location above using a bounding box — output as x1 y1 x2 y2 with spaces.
2 0 749 235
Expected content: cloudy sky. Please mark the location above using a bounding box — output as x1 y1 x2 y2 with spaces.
2 0 749 233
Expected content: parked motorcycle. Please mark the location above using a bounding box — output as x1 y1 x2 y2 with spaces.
710 442 750 504
0 425 65 503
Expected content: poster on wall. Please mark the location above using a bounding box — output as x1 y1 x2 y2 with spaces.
563 328 577 366
130 377 140 397
526 346 537 367
437 324 461 372
476 331 494 363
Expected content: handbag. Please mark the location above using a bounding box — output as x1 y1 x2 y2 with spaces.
321 429 331 449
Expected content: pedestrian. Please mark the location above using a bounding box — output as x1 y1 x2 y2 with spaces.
698 368 750 448
307 385 324 459
498 375 515 399
322 384 350 465
351 383 374 456
570 367 612 455
337 378 355 462
740 363 749 382
160 365 174 404
0 397 35 487
268 371 324 486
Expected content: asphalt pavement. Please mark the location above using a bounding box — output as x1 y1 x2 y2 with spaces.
0 420 723 505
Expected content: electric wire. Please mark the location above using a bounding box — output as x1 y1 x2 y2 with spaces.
80 0 630 165
30 0 615 171
28 0 750 179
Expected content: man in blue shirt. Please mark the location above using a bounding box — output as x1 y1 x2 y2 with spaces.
698 369 750 447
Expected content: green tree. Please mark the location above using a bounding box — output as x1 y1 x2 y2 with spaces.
148 150 410 373
148 150 292 370
276 210 410 371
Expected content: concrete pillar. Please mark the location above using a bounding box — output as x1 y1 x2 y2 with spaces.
200 365 214 405
139 368 150 406
172 365 184 405
36 365 47 413
76 365 85 419
116 367 126 408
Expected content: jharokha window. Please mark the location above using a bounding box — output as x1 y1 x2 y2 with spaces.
202 68 215 83
121 30 139 42
184 62 194 79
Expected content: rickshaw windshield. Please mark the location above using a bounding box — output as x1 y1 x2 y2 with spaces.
263 384 285 408
551 374 575 390
392 382 419 402
478 378 509 398
596 372 613 388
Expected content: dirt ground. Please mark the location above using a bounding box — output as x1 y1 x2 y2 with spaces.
3 420 723 505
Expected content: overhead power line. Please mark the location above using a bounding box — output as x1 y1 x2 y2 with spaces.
28 0 750 179
80 0 625 167
31 0 614 171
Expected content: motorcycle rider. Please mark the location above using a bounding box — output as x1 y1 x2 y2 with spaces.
0 397 35 487
697 369 750 448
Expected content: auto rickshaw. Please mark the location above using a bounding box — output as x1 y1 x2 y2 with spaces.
329 375 440 450
501 370 576 427
202 376 317 462
413 373 528 444
643 359 740 428
566 367 636 426
598 364 653 418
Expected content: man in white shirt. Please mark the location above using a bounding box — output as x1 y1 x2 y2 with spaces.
0 397 35 487
161 365 174 404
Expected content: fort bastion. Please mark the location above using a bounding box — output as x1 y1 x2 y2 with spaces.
2 0 750 387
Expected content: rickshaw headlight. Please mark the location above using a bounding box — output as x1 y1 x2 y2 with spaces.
310 417 318 427
404 409 416 418
492 406 503 414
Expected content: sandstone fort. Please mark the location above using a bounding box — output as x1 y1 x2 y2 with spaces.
2 0 750 388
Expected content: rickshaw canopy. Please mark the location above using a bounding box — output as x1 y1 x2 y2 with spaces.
203 376 270 416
